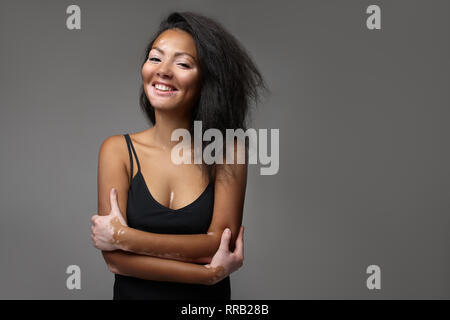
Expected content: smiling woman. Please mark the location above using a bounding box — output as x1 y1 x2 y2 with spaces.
92 11 267 300
143 28 202 114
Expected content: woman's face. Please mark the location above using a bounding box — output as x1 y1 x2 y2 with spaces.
142 28 201 115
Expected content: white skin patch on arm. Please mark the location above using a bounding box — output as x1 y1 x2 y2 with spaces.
133 249 185 261
114 227 126 245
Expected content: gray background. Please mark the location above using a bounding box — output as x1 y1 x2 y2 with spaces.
1 0 449 299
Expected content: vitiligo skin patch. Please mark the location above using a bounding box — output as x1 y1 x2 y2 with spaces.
112 221 220 264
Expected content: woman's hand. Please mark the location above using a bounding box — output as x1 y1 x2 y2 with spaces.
91 188 128 251
205 226 245 285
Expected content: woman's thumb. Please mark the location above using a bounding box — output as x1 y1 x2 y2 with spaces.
110 188 120 214
218 228 231 252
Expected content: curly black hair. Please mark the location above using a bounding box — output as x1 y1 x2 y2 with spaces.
139 11 268 180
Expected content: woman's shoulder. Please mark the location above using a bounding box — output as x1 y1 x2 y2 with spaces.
100 128 151 148
98 131 149 179
98 134 130 167
99 129 155 163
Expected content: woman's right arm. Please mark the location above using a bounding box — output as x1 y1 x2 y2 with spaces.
96 135 232 285
102 248 221 285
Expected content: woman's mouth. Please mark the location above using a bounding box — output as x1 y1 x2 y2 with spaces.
151 83 178 97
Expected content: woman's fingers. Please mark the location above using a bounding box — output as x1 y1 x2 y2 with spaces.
218 228 232 252
109 188 121 214
109 188 127 226
234 226 244 260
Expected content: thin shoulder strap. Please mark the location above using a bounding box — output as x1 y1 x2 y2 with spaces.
123 134 141 184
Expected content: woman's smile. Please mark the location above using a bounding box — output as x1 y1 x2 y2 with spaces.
151 83 179 97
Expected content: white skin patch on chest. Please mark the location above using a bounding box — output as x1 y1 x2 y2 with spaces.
169 191 174 209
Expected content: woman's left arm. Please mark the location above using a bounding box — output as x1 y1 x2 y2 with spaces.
92 149 247 264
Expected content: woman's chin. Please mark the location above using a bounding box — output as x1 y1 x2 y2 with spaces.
150 102 177 111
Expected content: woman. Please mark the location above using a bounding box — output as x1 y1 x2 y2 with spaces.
91 11 266 300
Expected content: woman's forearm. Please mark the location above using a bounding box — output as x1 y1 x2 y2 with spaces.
102 250 224 285
114 226 221 263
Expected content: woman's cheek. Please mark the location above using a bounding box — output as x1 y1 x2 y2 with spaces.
141 63 154 82
180 73 201 94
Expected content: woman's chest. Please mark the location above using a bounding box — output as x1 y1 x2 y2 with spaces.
126 175 214 235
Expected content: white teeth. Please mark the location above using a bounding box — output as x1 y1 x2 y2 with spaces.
155 84 175 91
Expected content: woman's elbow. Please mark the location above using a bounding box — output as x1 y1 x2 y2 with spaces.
106 260 121 274
102 251 120 274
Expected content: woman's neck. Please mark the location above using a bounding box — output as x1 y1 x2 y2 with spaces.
151 111 191 151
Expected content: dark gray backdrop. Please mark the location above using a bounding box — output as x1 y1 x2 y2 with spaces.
1 0 449 299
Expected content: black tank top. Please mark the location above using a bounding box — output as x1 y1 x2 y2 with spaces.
113 134 231 300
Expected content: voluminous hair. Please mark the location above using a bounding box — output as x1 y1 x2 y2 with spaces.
139 11 268 180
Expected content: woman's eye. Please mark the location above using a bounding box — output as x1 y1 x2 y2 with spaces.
148 57 190 68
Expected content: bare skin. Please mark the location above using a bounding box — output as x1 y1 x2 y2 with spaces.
93 28 247 285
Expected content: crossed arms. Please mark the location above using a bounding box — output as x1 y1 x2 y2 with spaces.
93 135 247 285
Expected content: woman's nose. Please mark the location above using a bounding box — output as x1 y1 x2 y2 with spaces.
156 62 173 78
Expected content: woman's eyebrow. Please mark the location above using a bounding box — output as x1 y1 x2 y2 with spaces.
151 47 196 61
